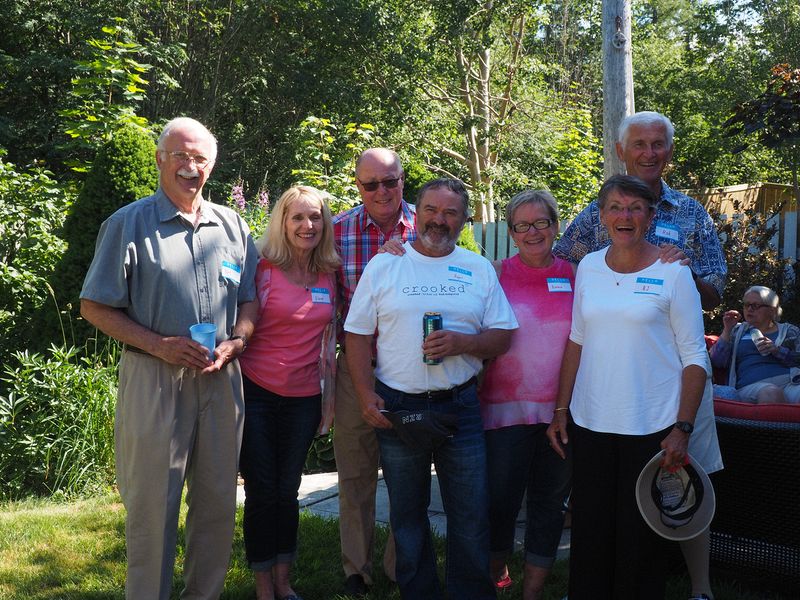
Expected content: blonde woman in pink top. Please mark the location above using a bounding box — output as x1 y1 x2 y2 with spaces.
478 190 576 600
238 186 341 600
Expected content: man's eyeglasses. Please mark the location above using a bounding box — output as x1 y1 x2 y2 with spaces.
511 219 553 233
743 302 769 311
163 151 212 168
357 177 402 192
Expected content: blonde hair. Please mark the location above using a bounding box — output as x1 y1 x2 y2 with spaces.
257 186 341 273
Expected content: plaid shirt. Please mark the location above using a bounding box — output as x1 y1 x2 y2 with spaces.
553 180 727 297
333 200 417 333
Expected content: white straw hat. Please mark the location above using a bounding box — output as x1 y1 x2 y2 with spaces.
635 450 716 541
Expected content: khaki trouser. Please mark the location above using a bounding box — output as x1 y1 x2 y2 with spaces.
116 351 244 600
333 353 396 585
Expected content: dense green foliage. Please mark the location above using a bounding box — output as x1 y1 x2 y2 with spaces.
0 155 71 358
44 124 158 348
725 64 800 202
0 345 118 500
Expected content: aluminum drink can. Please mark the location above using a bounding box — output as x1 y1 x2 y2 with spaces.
423 312 443 365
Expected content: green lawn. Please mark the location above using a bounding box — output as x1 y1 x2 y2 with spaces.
0 493 789 599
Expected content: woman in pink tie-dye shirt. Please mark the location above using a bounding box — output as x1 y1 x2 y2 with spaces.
478 190 575 599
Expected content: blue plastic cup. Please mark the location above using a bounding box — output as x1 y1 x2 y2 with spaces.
189 322 217 360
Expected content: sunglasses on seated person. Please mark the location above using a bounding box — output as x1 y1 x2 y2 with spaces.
357 177 402 192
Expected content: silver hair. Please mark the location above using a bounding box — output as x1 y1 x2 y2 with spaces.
505 190 559 228
743 285 783 320
618 111 675 149
157 117 218 161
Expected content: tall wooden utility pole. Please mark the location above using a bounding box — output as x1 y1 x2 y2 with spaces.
602 0 635 178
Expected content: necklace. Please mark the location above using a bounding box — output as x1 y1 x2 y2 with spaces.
610 271 628 286
287 263 315 291
605 256 637 286
302 271 315 291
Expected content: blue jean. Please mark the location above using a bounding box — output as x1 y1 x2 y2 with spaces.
375 379 496 600
485 423 572 567
239 376 321 570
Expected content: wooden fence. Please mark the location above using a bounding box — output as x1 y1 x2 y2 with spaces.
471 183 799 262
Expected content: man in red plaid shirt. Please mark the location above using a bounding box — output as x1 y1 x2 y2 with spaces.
333 148 417 597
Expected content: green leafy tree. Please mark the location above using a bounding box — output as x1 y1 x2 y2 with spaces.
0 0 130 171
0 152 70 358
541 107 603 221
291 116 377 214
45 124 158 349
724 64 800 205
58 21 152 172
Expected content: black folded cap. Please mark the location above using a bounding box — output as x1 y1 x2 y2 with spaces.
380 409 459 452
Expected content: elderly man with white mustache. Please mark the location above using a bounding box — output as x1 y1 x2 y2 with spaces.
80 117 259 600
555 110 726 311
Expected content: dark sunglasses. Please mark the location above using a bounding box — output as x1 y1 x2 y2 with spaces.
357 177 402 192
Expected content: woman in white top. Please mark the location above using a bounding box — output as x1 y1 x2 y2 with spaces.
547 175 708 599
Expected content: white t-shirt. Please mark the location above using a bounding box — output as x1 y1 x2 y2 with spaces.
569 247 708 435
345 242 518 393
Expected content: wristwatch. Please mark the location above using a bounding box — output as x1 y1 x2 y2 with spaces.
230 335 248 350
674 420 694 434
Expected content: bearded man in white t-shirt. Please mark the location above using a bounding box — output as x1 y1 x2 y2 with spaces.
344 178 518 600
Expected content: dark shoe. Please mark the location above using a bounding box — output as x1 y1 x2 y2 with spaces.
276 595 304 600
344 574 368 597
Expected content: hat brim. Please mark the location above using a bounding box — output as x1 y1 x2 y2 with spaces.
635 450 716 541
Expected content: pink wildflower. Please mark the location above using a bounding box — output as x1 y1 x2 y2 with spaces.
232 184 246 211
257 190 270 211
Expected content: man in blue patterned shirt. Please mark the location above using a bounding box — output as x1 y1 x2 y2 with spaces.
554 111 726 310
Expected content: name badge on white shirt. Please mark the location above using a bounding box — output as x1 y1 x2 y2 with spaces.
547 277 572 292
654 221 680 243
221 260 241 284
633 277 664 295
448 265 473 285
311 287 331 304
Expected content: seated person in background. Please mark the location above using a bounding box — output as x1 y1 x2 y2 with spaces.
710 285 800 404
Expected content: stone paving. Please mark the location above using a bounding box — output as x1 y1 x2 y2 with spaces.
237 468 571 560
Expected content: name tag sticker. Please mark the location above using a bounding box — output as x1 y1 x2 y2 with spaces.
221 260 241 284
655 222 680 243
311 288 331 304
633 277 664 295
448 265 473 285
547 277 572 292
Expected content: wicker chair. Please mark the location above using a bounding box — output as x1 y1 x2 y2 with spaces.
710 407 800 590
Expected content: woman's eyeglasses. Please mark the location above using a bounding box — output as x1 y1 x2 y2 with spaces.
511 219 553 233
743 302 769 311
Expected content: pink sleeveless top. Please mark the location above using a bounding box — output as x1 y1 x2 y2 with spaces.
240 260 335 397
479 254 574 429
